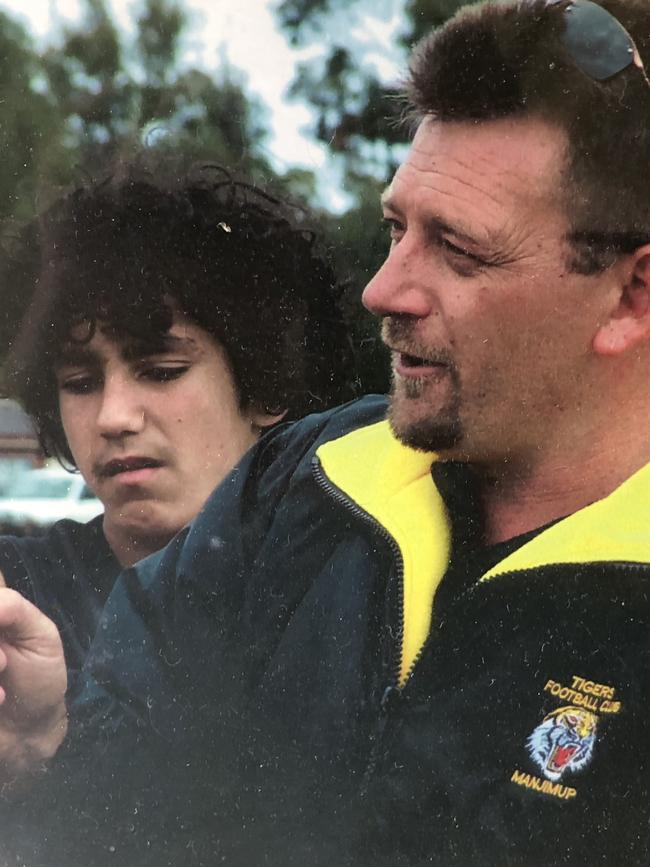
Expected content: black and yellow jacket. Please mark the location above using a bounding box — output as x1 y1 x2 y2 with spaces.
37 396 650 867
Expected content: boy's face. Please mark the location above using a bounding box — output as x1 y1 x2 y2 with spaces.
55 312 274 563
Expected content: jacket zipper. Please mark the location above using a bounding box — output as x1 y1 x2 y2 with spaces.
315 457 650 796
311 457 405 794
398 559 650 702
463 559 650 604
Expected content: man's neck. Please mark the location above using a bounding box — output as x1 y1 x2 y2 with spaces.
474 439 650 545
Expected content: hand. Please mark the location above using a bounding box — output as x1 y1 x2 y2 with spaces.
0 587 68 786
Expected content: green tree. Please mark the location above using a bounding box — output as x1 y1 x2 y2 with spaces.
275 0 467 393
276 0 465 174
0 0 325 371
320 175 392 394
40 0 279 177
0 10 67 223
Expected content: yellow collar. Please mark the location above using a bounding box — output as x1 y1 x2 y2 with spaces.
482 460 650 580
316 420 447 683
316 420 650 680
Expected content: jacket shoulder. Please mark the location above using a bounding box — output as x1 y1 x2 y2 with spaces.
173 397 388 580
269 395 388 453
242 395 388 497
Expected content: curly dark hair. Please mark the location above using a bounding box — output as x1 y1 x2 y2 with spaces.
2 157 356 465
406 0 650 274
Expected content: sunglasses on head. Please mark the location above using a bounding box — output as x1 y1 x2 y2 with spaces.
544 0 650 85
511 1 650 257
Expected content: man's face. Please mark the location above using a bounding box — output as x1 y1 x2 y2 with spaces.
55 313 263 555
362 116 620 465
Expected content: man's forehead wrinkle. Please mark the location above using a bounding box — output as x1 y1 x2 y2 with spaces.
395 169 510 247
391 150 561 257
403 151 543 212
410 120 563 198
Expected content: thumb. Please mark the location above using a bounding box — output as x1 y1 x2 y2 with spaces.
0 588 61 649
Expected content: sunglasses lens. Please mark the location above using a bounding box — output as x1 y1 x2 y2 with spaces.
563 0 634 80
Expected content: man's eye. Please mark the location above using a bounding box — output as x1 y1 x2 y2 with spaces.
140 365 190 383
440 238 486 275
58 376 98 395
441 237 474 259
382 217 404 241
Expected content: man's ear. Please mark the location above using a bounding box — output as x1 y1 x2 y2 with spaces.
250 408 288 431
593 246 650 357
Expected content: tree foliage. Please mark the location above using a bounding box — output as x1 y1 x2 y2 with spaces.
0 0 306 226
274 0 468 392
276 0 465 171
0 0 406 393
0 0 347 383
0 11 66 223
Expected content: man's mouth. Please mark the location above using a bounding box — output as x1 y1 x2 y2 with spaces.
393 351 448 378
98 457 163 479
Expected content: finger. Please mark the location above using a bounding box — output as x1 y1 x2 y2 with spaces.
0 646 8 674
0 589 59 645
0 590 31 633
0 570 6 589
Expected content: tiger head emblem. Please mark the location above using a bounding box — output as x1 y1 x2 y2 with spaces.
527 706 598 781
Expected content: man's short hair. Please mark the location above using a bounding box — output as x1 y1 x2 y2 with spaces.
2 157 356 465
407 0 650 273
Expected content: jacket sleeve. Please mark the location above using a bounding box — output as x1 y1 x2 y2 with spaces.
6 398 387 867
7 412 345 866
70 397 387 742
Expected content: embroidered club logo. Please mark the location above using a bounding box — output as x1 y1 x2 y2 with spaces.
527 706 598 781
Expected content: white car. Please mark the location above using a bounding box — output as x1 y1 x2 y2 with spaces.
0 467 103 529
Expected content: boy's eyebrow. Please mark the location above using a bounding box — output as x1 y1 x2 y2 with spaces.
120 334 198 361
55 334 199 368
54 345 98 369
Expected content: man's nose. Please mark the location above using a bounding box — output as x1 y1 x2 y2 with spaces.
362 243 433 319
96 376 145 439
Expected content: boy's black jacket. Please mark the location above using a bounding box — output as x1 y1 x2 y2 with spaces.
12 396 650 866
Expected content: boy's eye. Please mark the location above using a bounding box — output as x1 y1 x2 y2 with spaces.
58 375 99 395
140 365 190 383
